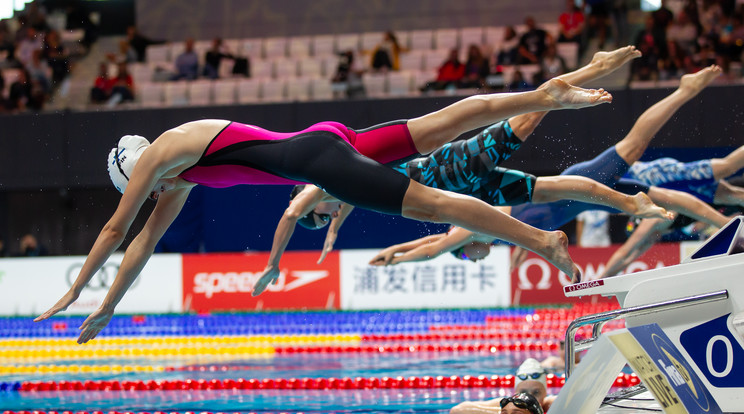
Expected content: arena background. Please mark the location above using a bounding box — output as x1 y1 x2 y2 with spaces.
0 0 741 256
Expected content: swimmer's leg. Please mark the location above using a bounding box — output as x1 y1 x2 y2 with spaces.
711 145 744 179
401 180 581 282
507 46 643 142
532 175 671 220
407 78 611 154
647 186 730 228
713 180 744 208
616 65 722 164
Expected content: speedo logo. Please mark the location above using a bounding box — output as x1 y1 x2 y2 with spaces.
192 270 329 298
564 280 604 292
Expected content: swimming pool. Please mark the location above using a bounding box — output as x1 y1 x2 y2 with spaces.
0 305 626 413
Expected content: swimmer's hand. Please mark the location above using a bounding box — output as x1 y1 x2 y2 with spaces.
77 307 114 344
368 249 395 266
34 289 80 322
252 265 280 296
317 232 337 264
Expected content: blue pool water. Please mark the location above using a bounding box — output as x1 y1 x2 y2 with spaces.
0 309 570 413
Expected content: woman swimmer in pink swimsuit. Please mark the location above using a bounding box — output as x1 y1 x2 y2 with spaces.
34 78 613 344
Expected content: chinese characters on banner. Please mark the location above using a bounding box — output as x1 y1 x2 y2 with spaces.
339 248 512 309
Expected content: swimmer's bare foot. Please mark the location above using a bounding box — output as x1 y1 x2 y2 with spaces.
543 230 582 283
630 192 674 220
679 65 722 96
590 46 642 74
539 78 612 110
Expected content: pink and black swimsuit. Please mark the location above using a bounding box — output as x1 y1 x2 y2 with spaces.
179 120 418 214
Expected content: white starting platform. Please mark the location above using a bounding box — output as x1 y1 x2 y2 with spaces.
551 216 744 413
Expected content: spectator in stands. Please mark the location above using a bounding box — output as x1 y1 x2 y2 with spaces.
576 210 611 247
459 44 490 89
420 48 465 91
107 62 134 104
43 30 71 85
632 16 663 81
331 50 364 98
370 31 405 72
652 0 675 33
8 68 45 111
26 0 48 32
15 26 44 69
203 37 233 79
0 234 7 257
0 21 16 66
172 38 199 80
659 40 691 79
539 43 567 82
107 39 137 65
66 1 98 49
717 14 744 71
496 26 520 66
583 0 611 50
126 26 164 63
667 10 700 56
17 233 47 257
0 75 7 113
558 0 585 47
517 16 551 64
90 62 113 103
506 68 532 91
26 49 51 94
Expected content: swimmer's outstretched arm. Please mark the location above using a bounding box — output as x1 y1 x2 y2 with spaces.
317 203 355 264
647 187 730 228
369 227 475 266
76 186 191 343
253 186 335 296
599 218 668 279
34 139 191 343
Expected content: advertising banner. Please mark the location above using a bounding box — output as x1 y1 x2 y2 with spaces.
339 247 512 310
181 251 340 312
0 254 183 316
511 243 681 305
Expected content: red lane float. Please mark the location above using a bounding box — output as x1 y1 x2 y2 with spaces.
18 373 640 392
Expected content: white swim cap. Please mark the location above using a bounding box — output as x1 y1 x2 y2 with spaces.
107 135 150 193
515 358 547 388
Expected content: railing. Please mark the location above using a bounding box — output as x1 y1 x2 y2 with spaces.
564 290 729 377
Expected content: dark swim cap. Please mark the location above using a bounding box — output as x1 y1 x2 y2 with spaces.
290 185 331 230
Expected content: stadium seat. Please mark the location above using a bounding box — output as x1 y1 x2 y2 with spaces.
236 78 261 104
336 33 360 53
361 32 384 52
261 79 287 102
387 71 413 96
138 82 164 107
164 81 189 106
274 58 299 78
409 30 434 50
145 44 170 64
241 38 263 58
422 49 449 72
312 35 335 56
286 77 311 101
311 78 333 101
361 72 386 97
264 37 288 58
251 59 275 79
213 79 238 105
399 50 423 72
299 58 324 78
434 28 458 51
459 27 484 49
288 36 312 57
188 80 213 106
